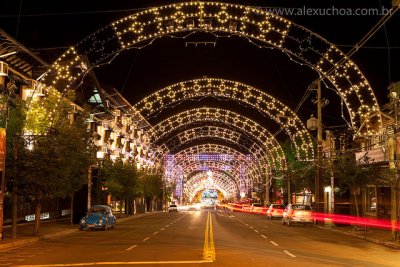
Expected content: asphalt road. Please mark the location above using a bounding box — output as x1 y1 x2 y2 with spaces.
1 209 399 267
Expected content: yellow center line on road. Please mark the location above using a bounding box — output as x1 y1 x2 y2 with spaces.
202 212 216 262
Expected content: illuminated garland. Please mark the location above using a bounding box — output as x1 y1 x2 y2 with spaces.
184 171 238 199
173 160 251 193
163 125 270 171
167 144 264 193
135 77 313 161
150 107 287 169
39 1 381 137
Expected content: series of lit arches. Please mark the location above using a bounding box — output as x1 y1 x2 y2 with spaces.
36 1 384 200
135 78 314 161
184 171 238 199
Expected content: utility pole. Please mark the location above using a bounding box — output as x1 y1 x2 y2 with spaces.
389 82 400 242
316 80 324 213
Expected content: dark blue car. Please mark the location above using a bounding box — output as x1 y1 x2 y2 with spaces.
79 205 116 231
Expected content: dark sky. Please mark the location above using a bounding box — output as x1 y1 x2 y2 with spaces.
1 0 399 133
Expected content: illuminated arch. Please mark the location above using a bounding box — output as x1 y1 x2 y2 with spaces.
175 160 251 194
167 144 262 195
163 126 269 173
184 171 238 199
135 77 313 160
151 107 287 171
41 1 381 136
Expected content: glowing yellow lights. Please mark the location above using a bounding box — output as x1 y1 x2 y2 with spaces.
39 1 381 141
136 78 313 161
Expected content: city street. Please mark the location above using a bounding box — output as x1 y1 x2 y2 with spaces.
1 210 399 266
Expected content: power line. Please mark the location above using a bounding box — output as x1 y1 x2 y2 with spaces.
0 7 148 18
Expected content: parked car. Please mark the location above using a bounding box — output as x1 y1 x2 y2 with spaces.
79 205 116 231
266 204 286 220
168 204 178 212
282 204 314 226
250 203 265 214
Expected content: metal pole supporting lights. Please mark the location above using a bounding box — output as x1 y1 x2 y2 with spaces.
307 80 324 214
388 81 400 241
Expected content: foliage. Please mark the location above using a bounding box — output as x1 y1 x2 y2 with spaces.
101 159 138 200
138 172 163 199
24 88 74 135
280 140 316 193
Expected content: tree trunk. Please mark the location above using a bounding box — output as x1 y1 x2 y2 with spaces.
11 184 18 239
352 188 360 218
120 197 123 217
70 193 74 226
33 190 42 236
11 137 18 239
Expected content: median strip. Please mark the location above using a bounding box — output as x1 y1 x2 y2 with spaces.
202 212 216 262
283 250 296 258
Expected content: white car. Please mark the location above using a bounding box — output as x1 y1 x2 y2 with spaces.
168 204 178 212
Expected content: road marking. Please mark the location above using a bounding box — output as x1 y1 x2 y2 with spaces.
153 231 159 235
203 212 216 262
126 244 138 251
142 237 150 242
15 260 213 266
261 234 268 239
249 226 253 229
270 241 279 246
160 228 165 231
254 230 259 233
283 250 296 258
165 225 170 228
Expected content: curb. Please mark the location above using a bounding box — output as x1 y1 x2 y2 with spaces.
0 212 159 251
317 226 400 250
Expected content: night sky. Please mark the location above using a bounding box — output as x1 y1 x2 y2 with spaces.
1 0 399 136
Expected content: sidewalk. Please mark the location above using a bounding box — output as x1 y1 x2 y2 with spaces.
317 223 400 250
0 213 154 251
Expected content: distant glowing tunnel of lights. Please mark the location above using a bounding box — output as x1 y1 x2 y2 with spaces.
168 157 255 184
150 107 286 171
172 160 251 194
40 1 381 136
184 171 238 199
164 143 262 197
136 78 314 161
162 125 270 170
169 144 264 180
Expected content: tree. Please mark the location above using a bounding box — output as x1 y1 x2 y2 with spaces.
138 172 163 212
332 153 390 218
102 159 138 215
17 89 95 234
4 98 26 238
